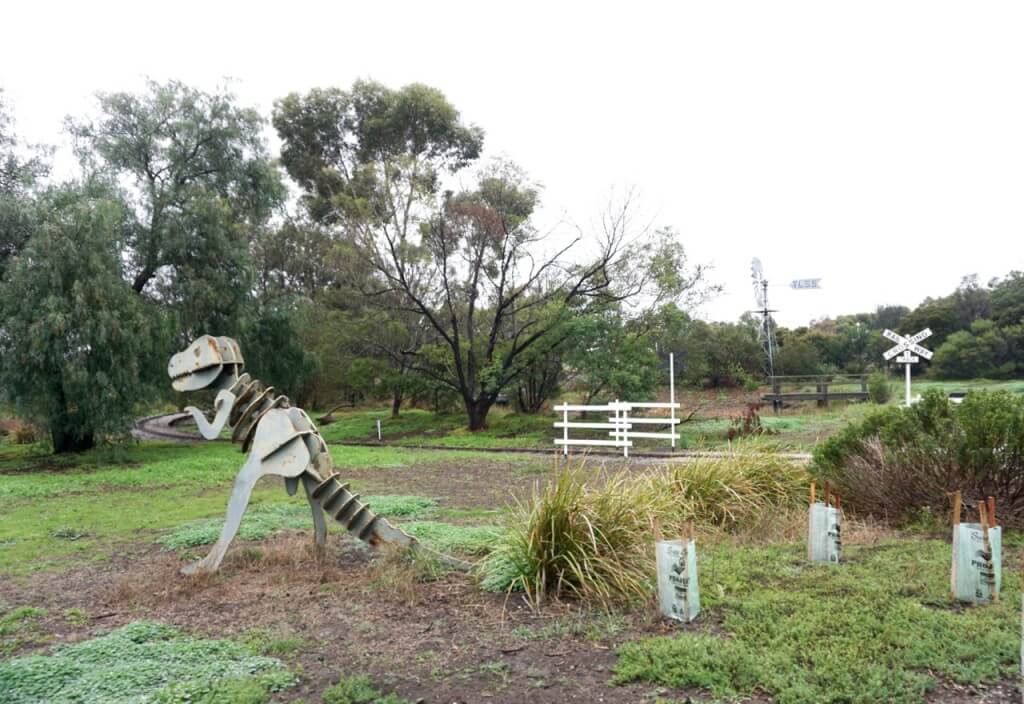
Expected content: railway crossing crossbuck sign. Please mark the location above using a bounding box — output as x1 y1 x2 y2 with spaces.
882 328 932 406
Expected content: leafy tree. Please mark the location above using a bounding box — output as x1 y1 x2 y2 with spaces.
0 91 49 278
0 183 156 452
775 333 823 376
563 307 661 405
990 271 1024 327
929 320 1022 379
898 295 960 351
873 304 910 331
68 79 284 339
670 319 762 388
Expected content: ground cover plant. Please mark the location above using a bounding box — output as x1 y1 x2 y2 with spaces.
160 496 438 549
613 538 1020 703
0 621 295 703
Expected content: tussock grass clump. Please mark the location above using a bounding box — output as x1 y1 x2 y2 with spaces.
484 465 662 606
480 454 809 606
655 453 809 529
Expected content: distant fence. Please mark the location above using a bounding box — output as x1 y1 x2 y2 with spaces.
553 401 681 457
763 374 869 408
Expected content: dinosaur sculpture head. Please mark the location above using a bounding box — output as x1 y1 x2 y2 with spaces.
168 335 244 392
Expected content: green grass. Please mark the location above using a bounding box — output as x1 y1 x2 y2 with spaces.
314 403 868 452
0 441 517 575
322 673 409 704
613 538 1020 703
315 408 551 449
401 521 503 555
912 378 1024 395
160 496 437 549
0 621 295 703
0 607 47 658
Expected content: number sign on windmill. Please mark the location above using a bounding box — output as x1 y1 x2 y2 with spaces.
882 328 933 406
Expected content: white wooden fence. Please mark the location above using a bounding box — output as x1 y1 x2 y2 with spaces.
553 400 681 457
553 353 680 457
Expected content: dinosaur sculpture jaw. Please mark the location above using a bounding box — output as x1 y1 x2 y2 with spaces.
168 335 245 392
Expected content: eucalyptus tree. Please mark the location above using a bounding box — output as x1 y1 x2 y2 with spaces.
0 91 49 278
68 80 284 339
360 165 680 430
274 80 483 419
276 80 716 429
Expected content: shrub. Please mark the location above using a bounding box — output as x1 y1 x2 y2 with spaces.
867 371 892 404
812 389 1024 526
725 404 778 441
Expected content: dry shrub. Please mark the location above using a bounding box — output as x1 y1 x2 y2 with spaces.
720 505 895 547
0 418 38 444
814 390 1024 527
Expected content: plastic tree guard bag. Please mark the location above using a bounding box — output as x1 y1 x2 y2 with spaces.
951 523 1001 604
808 502 841 563
656 538 700 622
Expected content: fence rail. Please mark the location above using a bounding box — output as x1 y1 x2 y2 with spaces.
553 400 680 457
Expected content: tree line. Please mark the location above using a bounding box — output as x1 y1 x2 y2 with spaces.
2 81 1020 453
0 80 715 452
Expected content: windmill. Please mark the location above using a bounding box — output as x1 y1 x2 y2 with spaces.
750 258 778 379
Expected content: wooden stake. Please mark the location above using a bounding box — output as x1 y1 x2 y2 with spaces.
685 521 695 542
978 500 999 603
836 495 842 513
987 496 996 527
824 481 831 507
652 517 662 543
809 481 816 505
951 490 962 526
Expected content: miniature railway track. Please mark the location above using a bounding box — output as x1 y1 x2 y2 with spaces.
134 412 811 461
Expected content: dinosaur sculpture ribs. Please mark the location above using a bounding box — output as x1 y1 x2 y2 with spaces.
169 335 414 574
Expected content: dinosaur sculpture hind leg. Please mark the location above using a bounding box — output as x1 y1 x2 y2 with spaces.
182 455 264 575
182 410 312 575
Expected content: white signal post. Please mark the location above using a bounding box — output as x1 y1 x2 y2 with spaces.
882 328 933 406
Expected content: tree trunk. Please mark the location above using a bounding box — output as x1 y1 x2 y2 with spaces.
466 398 493 431
51 426 95 454
391 389 403 419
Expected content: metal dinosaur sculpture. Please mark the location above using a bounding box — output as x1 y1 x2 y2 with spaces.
169 335 419 574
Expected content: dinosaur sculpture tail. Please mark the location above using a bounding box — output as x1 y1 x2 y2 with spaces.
310 472 416 548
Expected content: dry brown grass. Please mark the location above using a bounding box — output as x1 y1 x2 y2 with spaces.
706 506 897 548
362 545 449 603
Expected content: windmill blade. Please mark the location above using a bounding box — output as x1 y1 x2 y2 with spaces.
751 257 763 281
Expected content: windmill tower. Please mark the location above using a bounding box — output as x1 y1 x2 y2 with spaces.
751 258 778 379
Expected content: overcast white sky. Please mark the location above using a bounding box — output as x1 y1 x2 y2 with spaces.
3 1 1022 326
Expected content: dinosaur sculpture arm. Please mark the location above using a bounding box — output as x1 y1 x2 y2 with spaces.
185 389 236 440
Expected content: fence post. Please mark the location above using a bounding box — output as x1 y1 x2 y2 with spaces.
621 401 629 458
669 353 676 450
562 405 569 457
